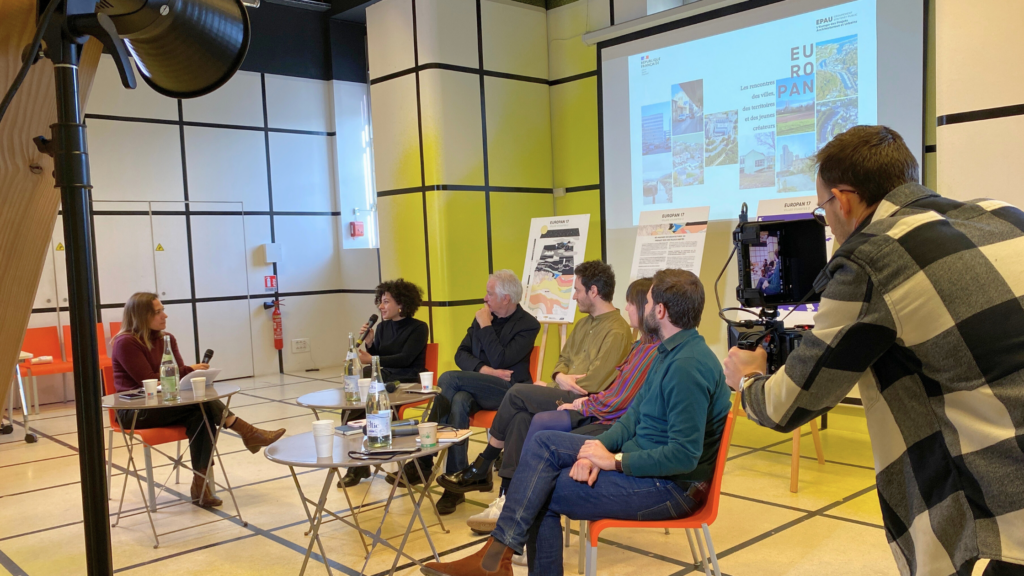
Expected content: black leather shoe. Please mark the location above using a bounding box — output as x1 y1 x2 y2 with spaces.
387 460 425 487
339 465 371 488
435 490 465 515
437 455 494 494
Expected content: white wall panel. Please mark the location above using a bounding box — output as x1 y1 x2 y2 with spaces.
88 119 184 210
280 293 376 372
181 70 264 127
86 54 178 120
366 0 416 80
94 215 157 305
339 248 381 290
164 303 197 366
416 0 478 68
190 215 249 299
249 299 279 377
183 126 269 210
269 133 337 213
152 216 192 302
333 80 377 250
51 221 68 311
273 215 343 293
197 300 255 380
243 216 275 296
264 75 333 133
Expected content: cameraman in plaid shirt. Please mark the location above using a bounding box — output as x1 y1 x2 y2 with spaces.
725 125 1024 576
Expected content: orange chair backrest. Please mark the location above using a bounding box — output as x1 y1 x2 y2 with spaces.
21 326 63 358
701 411 736 524
102 365 117 428
425 343 439 386
62 324 108 360
109 322 122 339
530 346 541 382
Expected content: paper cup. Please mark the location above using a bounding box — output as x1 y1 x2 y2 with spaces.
357 378 371 403
142 379 158 397
418 372 434 391
313 433 334 458
417 422 438 448
312 419 335 435
192 377 207 396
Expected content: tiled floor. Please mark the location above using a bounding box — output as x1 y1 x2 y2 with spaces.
0 369 904 576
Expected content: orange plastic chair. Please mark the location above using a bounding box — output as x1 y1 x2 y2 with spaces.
468 345 540 429
583 412 736 576
529 345 541 382
102 365 187 509
64 324 112 370
18 326 74 414
397 343 439 421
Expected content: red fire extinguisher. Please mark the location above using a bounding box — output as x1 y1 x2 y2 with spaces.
272 299 284 350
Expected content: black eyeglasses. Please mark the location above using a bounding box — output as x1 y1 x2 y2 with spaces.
812 195 835 226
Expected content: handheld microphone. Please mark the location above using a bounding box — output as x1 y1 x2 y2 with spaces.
202 349 214 364
355 314 379 346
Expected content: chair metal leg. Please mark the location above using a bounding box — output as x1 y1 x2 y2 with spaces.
702 523 721 576
106 429 114 499
585 538 597 576
694 526 712 576
143 445 157 512
790 426 802 493
175 441 181 484
577 520 587 574
685 528 703 569
564 517 571 548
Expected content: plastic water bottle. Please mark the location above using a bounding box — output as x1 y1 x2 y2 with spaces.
159 334 179 401
364 356 391 448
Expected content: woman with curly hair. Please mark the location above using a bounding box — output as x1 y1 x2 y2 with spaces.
344 278 430 487
357 278 429 383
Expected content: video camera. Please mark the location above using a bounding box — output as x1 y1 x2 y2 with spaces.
716 204 830 374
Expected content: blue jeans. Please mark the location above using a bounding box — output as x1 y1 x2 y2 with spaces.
492 431 701 576
436 370 512 473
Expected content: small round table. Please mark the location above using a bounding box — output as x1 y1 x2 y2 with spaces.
100 383 243 547
266 432 449 576
295 385 438 422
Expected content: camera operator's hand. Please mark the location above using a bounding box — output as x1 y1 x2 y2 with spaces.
724 345 768 391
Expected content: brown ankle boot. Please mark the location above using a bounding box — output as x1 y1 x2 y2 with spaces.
229 417 285 453
420 537 513 576
191 470 223 508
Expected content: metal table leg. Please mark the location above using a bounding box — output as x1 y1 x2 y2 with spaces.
198 397 245 526
112 410 161 548
11 365 36 443
297 467 337 576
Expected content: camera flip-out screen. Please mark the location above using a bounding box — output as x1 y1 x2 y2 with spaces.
735 218 827 307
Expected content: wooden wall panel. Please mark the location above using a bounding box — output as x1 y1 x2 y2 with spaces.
0 0 101 414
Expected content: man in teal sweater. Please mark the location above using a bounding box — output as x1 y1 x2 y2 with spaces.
421 268 732 576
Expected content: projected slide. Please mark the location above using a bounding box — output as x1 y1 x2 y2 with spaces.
629 1 877 221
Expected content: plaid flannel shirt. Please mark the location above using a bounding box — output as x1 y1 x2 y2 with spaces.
742 183 1024 576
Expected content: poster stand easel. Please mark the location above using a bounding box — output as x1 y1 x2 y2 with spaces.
535 321 571 381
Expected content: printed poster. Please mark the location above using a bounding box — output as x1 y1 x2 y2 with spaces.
520 215 590 323
629 207 710 281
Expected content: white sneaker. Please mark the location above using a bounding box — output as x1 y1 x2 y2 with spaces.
512 551 527 566
467 494 504 534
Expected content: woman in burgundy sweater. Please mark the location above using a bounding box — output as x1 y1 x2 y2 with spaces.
111 292 285 508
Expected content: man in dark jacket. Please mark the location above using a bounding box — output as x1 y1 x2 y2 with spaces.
401 269 540 514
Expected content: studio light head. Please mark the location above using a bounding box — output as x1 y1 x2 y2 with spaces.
96 0 251 98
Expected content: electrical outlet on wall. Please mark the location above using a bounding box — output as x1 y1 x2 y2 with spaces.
291 338 310 354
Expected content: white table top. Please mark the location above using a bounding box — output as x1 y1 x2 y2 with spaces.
101 383 240 409
265 431 445 469
295 385 437 411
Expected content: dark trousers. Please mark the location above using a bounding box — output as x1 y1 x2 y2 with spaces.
117 400 229 472
489 384 589 480
423 370 514 474
491 431 702 576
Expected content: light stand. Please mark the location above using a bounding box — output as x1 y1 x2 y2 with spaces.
24 0 249 570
